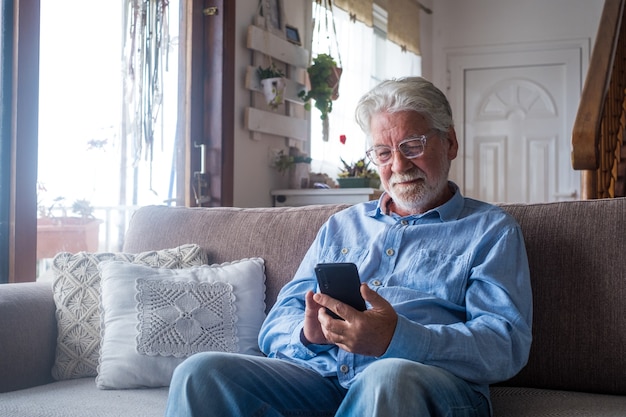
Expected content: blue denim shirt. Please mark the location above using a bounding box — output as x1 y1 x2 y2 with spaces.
259 183 532 401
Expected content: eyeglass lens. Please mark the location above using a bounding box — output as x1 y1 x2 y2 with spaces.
367 137 426 165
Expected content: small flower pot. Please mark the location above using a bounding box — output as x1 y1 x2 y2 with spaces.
289 163 310 189
261 77 287 109
337 177 371 188
36 217 101 259
328 66 342 100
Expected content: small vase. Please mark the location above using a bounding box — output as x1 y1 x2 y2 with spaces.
261 77 286 109
289 163 310 189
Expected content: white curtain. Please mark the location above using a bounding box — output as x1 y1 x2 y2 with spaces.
310 6 421 180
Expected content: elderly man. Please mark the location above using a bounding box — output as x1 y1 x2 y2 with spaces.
166 77 532 417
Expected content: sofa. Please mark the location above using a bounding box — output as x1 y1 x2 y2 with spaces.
2 199 626 416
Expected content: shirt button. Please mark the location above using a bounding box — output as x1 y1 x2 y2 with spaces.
401 220 409 226
371 280 382 286
340 364 349 374
341 248 349 255
386 248 395 256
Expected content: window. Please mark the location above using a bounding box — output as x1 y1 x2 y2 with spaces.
309 3 421 180
3 0 229 283
36 0 180 278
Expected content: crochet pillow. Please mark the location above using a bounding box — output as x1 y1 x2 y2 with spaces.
96 258 266 389
50 244 207 381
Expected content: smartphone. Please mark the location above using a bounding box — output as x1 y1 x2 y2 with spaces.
314 262 367 320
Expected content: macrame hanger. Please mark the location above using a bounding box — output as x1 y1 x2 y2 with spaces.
313 0 342 67
326 0 342 68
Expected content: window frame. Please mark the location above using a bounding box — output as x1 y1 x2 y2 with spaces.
2 0 40 283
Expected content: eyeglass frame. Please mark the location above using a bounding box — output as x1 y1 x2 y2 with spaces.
365 130 439 167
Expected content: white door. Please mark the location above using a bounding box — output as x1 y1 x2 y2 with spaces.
448 41 587 203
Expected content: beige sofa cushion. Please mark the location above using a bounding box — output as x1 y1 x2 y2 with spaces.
123 205 351 311
499 199 626 395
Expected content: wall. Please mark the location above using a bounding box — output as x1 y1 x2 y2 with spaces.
232 0 311 207
427 0 604 187
231 0 605 207
426 0 603 97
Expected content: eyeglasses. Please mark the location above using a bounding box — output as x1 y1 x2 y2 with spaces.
365 130 437 166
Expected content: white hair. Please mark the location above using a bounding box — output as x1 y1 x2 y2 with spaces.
355 77 454 143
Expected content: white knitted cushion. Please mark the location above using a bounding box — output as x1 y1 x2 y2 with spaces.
50 244 207 381
136 279 237 356
96 258 266 389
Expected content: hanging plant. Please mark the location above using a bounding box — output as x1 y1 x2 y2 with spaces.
125 0 170 164
303 0 343 142
298 53 342 121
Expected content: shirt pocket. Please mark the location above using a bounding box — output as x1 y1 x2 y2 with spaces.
390 249 471 305
318 246 369 266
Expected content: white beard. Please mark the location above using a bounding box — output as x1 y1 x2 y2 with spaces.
386 157 451 214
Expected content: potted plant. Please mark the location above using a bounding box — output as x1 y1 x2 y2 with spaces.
298 53 342 141
257 64 287 109
36 195 101 259
71 198 96 219
336 157 380 189
272 148 313 189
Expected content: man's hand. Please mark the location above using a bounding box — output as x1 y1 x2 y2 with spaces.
312 283 398 357
302 290 331 345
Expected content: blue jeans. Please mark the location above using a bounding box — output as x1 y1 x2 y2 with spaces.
165 352 489 417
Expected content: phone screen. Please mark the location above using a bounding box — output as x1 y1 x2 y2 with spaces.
314 262 366 320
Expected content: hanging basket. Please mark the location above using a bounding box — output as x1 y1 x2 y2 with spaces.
307 0 343 141
328 66 342 100
299 53 342 121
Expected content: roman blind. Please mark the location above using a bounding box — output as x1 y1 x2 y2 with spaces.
333 0 421 55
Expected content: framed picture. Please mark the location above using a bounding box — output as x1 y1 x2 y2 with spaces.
262 0 285 37
285 25 301 46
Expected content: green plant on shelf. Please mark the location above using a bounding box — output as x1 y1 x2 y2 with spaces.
256 63 285 80
272 150 312 174
337 157 379 179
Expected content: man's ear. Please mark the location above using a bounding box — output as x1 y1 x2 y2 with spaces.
446 128 459 160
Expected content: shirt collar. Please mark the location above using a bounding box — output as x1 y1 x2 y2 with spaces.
368 181 464 222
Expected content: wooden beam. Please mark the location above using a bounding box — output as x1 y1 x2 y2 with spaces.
571 0 624 170
246 25 310 68
245 107 308 142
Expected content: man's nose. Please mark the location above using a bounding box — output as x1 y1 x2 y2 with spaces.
390 150 414 172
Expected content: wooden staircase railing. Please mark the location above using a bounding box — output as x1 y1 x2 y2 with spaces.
571 0 626 199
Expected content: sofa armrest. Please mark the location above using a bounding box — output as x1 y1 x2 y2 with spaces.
0 282 57 393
